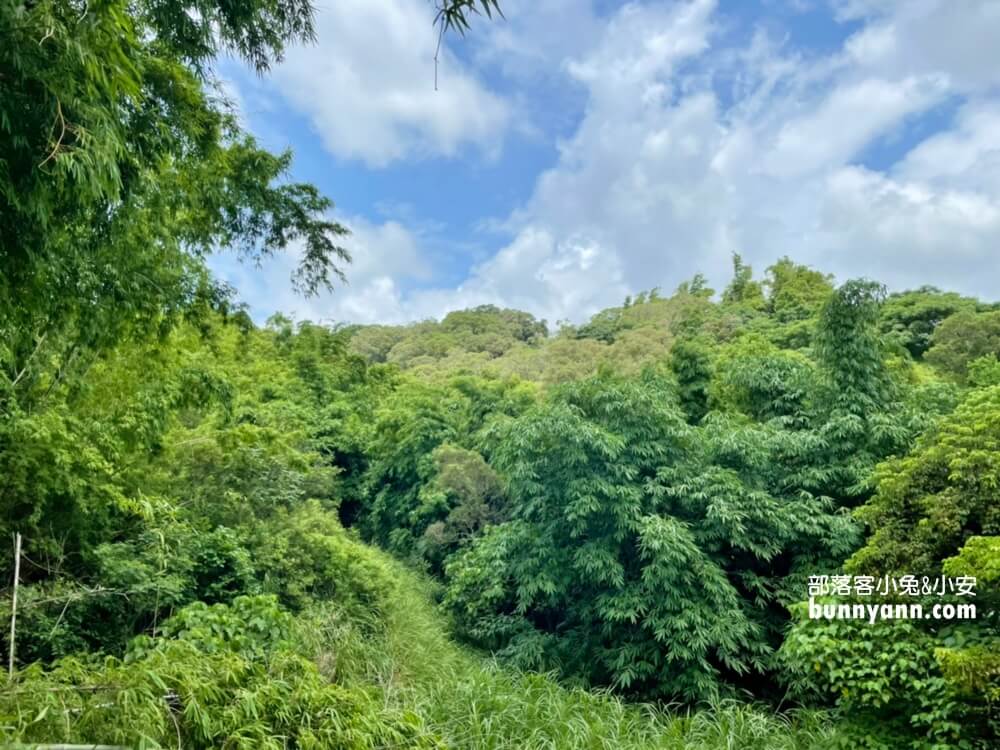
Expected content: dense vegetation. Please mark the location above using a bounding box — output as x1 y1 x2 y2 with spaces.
1 1 997 748
2 255 997 747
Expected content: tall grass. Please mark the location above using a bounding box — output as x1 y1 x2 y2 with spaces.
410 667 835 749
301 552 840 750
0 526 840 748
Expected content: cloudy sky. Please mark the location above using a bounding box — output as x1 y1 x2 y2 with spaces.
210 0 1000 326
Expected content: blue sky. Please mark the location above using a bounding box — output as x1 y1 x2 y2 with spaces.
209 0 1000 326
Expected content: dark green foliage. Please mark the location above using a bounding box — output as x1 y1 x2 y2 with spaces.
815 280 893 415
879 286 976 359
141 0 319 73
781 528 999 748
764 258 834 324
925 309 1000 381
443 372 859 701
807 280 914 505
779 374 1000 749
669 338 714 423
436 0 505 35
0 11 994 737
722 253 766 309
2 600 443 749
355 371 535 562
416 444 507 571
359 381 463 554
780 611 977 749
848 384 1000 575
575 307 633 342
445 375 732 699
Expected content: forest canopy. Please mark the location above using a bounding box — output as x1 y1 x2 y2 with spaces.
2 244 998 747
1 1 997 749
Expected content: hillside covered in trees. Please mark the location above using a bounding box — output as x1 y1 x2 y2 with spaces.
2 251 998 747
2 0 998 748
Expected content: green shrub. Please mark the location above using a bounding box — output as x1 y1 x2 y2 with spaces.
252 501 401 616
1 597 443 749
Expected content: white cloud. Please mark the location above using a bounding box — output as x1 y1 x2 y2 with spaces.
230 0 1000 325
842 0 1000 90
457 0 1000 319
564 0 716 94
209 215 435 325
761 75 949 178
266 0 510 166
895 101 1000 194
474 0 605 80
815 165 1000 298
422 228 631 325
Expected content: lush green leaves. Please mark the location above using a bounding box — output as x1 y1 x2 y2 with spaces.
848 384 1000 575
926 310 1000 381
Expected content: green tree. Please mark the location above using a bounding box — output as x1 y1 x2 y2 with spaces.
444 373 857 700
803 280 912 506
722 253 765 309
669 338 714 424
780 382 1000 748
416 444 507 571
848 385 1000 575
1 0 350 388
675 272 715 299
764 258 834 323
879 286 976 359
925 310 1000 381
360 381 464 555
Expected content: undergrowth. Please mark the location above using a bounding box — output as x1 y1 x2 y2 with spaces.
0 521 840 749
